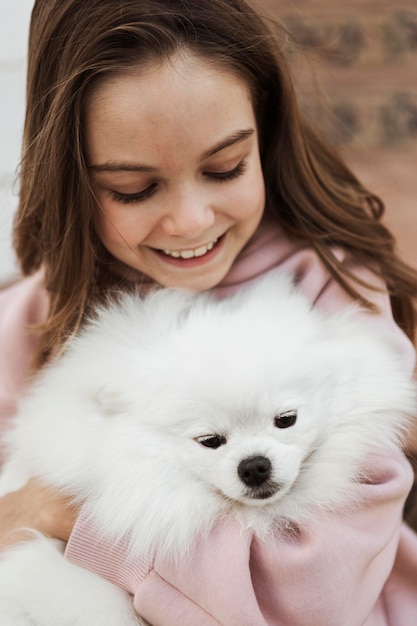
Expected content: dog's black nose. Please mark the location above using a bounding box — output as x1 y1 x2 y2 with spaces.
238 455 271 487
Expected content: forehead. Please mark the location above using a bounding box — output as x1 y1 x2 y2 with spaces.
84 52 256 166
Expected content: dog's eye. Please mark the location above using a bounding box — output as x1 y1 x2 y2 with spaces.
195 435 227 449
274 410 297 429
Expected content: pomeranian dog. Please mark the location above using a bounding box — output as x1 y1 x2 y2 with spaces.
0 271 414 625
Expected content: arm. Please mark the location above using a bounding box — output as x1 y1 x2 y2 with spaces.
66 449 414 626
2 393 414 624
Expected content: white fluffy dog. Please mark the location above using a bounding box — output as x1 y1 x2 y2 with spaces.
0 271 414 625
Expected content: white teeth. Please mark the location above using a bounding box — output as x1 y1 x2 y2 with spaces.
162 239 218 259
179 249 195 259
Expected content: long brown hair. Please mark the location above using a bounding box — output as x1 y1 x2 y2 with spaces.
14 0 417 368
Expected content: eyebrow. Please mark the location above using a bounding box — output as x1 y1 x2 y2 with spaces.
200 128 254 160
88 128 255 172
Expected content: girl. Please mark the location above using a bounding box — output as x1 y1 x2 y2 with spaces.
1 0 417 623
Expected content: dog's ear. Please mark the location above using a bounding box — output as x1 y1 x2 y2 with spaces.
92 386 131 416
314 316 416 424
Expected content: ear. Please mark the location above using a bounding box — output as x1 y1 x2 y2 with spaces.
92 386 132 416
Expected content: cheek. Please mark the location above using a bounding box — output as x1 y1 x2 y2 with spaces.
93 203 150 248
234 166 265 220
93 207 114 244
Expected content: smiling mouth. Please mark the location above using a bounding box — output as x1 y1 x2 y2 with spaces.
160 237 220 260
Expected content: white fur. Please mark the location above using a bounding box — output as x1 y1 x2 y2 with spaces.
0 271 415 625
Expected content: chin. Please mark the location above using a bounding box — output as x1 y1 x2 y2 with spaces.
154 262 231 292
0 270 414 625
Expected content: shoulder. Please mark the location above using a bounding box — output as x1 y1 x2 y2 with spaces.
0 271 49 418
0 270 49 327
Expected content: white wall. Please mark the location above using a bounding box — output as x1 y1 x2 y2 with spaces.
0 0 33 281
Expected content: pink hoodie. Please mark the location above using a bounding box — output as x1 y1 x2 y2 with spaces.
1 220 416 625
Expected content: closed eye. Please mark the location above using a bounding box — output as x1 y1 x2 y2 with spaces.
110 182 158 204
204 160 247 182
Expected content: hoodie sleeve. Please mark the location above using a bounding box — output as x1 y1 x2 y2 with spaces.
66 450 415 626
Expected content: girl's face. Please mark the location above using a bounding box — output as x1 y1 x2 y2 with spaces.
86 53 265 291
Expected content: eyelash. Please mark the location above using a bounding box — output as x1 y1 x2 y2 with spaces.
206 160 247 182
110 183 157 205
110 160 247 205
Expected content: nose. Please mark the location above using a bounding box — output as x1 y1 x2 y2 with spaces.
238 455 272 488
161 186 215 238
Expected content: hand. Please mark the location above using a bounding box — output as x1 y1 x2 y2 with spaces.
0 478 78 553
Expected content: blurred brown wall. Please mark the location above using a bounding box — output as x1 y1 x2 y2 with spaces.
258 0 417 268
